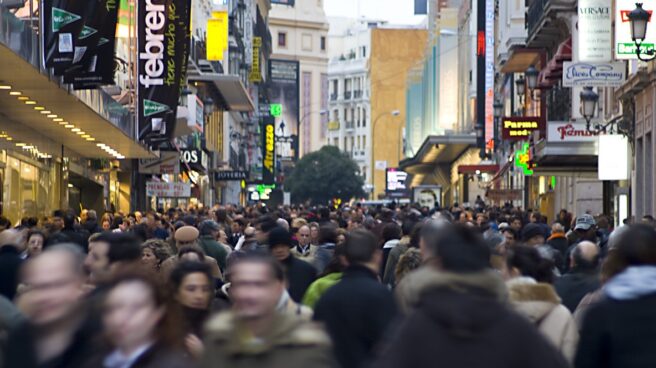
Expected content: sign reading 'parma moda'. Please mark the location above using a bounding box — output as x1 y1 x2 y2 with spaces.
138 0 192 143
501 117 544 140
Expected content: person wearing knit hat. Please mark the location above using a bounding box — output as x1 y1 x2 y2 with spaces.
521 223 546 247
268 227 317 303
522 223 565 273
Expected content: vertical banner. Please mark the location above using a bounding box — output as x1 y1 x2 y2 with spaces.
64 0 119 88
475 0 485 156
578 0 612 62
42 0 87 72
207 11 228 61
262 116 276 184
269 59 300 161
249 37 262 82
484 0 494 147
137 0 192 143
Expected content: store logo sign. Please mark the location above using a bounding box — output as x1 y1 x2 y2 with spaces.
139 0 165 88
501 117 544 140
52 7 81 32
563 62 626 87
143 99 169 117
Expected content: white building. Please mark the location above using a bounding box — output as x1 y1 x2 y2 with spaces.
269 1 329 157
326 18 380 188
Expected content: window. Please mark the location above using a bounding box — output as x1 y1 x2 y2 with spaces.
363 136 367 150
351 108 355 122
343 108 348 121
357 136 361 150
334 138 339 147
343 137 348 151
321 36 326 51
361 46 367 58
362 109 367 127
278 32 287 47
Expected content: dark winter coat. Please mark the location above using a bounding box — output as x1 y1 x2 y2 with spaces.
0 245 22 301
554 269 600 312
198 235 229 272
378 267 569 368
281 255 317 303
314 265 398 368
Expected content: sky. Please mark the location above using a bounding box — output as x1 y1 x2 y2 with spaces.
323 0 427 26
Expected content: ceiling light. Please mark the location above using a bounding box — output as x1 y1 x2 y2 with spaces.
34 106 45 111
75 131 85 135
47 114 57 118
40 111 51 114
5 137 12 141
71 128 80 132
81 134 90 139
53 118 63 122
25 101 36 105
9 91 21 96
64 124 74 128
15 143 25 147
97 143 106 148
0 85 11 90
17 96 29 101
22 145 33 150
86 137 95 141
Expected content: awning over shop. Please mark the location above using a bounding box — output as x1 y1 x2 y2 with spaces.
500 48 543 73
0 43 153 159
188 74 254 112
400 134 477 176
531 138 598 177
458 164 499 174
538 37 572 88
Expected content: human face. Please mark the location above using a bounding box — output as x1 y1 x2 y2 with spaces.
502 231 515 247
176 273 212 310
102 220 111 231
20 252 85 326
511 219 522 231
141 248 158 269
84 241 110 282
310 226 319 243
297 226 311 246
270 244 290 262
255 226 268 245
230 262 283 320
103 281 163 353
218 230 228 244
231 222 241 234
337 234 346 246
27 234 44 257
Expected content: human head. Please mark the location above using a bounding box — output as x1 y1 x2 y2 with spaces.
319 224 338 245
570 241 600 271
87 209 97 221
382 223 402 243
309 222 320 243
521 223 545 247
178 245 206 263
502 227 518 248
20 244 86 327
611 224 656 269
574 214 597 241
297 225 311 247
510 216 523 232
228 253 285 320
551 222 565 234
255 215 278 245
343 229 380 270
199 220 221 239
102 272 177 354
141 239 171 270
276 218 290 232
505 245 554 283
170 261 213 310
26 229 46 258
175 226 200 248
268 227 292 262
231 218 246 234
420 222 490 273
395 248 422 284
336 228 347 246
85 232 142 284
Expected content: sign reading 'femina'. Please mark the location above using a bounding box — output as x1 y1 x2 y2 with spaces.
138 0 191 143
501 117 544 140
562 61 626 87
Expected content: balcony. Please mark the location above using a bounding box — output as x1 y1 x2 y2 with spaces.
345 121 355 131
526 0 576 48
330 93 338 101
353 90 362 99
344 91 352 100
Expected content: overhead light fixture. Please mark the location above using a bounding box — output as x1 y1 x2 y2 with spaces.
15 143 25 147
64 124 74 128
34 106 45 111
47 114 57 118
17 96 29 100
0 85 11 90
58 122 68 126
5 137 12 141
71 128 80 132
9 91 21 96
25 101 36 105
75 131 85 135
86 137 96 141
22 145 33 150
53 118 63 122
40 111 51 114
81 134 90 138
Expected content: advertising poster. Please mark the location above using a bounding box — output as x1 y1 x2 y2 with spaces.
42 0 87 72
269 59 300 161
137 0 192 144
262 116 276 184
413 186 442 210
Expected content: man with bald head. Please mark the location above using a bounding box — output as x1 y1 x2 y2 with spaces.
554 241 601 312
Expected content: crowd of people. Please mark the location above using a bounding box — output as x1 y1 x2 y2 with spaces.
0 202 655 368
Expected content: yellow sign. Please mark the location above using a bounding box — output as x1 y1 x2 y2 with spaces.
250 37 262 83
328 121 340 131
207 11 228 61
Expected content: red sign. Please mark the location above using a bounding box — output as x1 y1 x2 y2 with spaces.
501 117 544 140
477 31 485 56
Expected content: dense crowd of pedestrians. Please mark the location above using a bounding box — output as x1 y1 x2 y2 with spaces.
0 202 655 368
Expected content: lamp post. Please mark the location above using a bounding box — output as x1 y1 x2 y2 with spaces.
371 109 401 199
628 3 656 61
525 65 539 98
580 87 599 131
515 75 526 115
493 100 504 152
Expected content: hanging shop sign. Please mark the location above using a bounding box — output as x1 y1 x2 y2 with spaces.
501 117 544 140
486 189 523 202
63 0 119 89
562 61 626 87
546 121 605 143
598 135 629 180
262 116 276 184
249 37 262 82
578 0 612 62
206 11 228 61
515 142 535 175
484 0 495 146
269 59 300 161
137 0 192 143
616 0 656 59
215 170 249 181
138 151 180 174
146 182 191 197
42 0 87 72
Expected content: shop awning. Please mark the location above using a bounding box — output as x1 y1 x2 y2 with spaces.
538 37 572 88
0 43 153 159
531 138 599 177
188 74 254 112
500 48 543 73
400 134 477 175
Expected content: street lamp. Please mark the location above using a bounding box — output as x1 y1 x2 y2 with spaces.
493 100 504 152
371 109 401 199
525 65 539 94
628 3 656 61
493 100 504 118
515 75 526 98
580 87 599 131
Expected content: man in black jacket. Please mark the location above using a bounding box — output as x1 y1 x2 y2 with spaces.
314 229 398 368
268 227 317 303
381 223 568 368
554 241 600 312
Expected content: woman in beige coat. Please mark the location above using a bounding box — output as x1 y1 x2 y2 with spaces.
505 245 578 364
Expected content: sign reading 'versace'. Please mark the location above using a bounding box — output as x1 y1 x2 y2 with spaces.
137 0 192 144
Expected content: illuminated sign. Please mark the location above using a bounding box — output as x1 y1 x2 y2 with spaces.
515 142 535 175
249 37 262 82
207 11 228 61
386 168 408 192
248 184 276 201
270 103 282 117
262 117 276 184
501 117 544 140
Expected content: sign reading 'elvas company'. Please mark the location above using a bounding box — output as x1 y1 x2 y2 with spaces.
562 61 626 87
501 117 544 140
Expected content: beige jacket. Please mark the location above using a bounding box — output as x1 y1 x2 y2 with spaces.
507 278 579 364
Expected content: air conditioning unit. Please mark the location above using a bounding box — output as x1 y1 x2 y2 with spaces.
0 0 26 8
